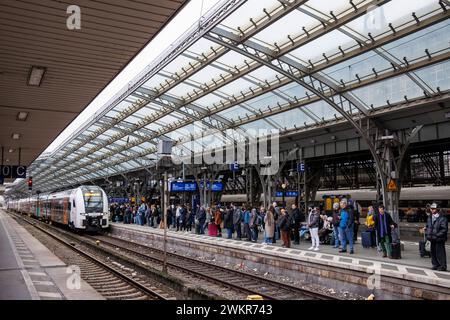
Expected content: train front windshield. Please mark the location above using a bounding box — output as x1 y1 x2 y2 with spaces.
82 187 104 213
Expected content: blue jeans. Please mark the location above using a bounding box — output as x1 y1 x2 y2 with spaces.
339 225 354 252
227 228 233 239
333 226 340 247
264 231 273 244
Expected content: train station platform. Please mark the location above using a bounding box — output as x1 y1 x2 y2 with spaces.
109 222 450 300
0 210 103 300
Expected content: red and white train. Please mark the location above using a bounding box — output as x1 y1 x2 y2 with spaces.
7 185 109 231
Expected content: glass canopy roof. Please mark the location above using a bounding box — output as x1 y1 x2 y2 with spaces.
17 0 450 192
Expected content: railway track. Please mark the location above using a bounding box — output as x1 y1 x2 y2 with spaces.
10 212 176 300
86 233 340 300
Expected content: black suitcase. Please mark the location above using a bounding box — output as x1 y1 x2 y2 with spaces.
361 231 373 248
391 242 401 259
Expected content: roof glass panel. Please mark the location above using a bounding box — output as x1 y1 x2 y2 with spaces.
305 0 351 14
219 0 279 32
345 0 439 37
350 74 426 109
288 30 356 64
413 60 450 92
185 37 217 56
187 64 230 85
251 8 318 45
214 50 252 68
165 81 198 98
194 92 223 108
161 54 198 75
216 77 255 96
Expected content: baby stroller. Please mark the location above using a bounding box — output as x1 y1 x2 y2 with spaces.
299 224 310 241
318 217 333 245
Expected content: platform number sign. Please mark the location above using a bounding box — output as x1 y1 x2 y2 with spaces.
297 162 305 173
230 162 239 172
0 165 27 179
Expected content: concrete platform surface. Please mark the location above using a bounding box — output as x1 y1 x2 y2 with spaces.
111 222 450 291
0 210 104 300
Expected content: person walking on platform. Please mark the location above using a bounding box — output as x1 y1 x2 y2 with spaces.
338 198 354 254
424 203 448 271
374 205 396 258
232 204 243 240
243 206 251 241
308 207 320 251
264 206 275 244
279 208 291 248
332 202 341 248
291 204 303 245
224 206 234 239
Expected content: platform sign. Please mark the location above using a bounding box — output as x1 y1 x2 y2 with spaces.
297 162 305 173
170 181 198 192
275 191 283 197
230 162 239 172
199 182 223 192
0 165 27 179
285 191 299 197
388 179 398 191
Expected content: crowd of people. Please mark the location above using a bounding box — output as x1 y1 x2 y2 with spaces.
109 199 447 271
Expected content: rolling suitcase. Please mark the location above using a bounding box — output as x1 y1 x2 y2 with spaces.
391 242 401 259
208 223 218 236
361 231 373 248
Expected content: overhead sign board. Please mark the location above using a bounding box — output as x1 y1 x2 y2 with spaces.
0 165 27 179
199 182 223 192
297 162 305 173
230 162 239 172
170 181 198 192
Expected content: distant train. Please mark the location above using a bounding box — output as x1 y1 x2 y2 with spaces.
220 186 450 215
7 186 109 231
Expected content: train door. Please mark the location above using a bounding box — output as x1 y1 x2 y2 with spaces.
69 191 77 228
63 197 69 225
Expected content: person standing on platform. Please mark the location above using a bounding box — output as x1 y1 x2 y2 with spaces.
137 202 146 226
264 206 275 244
197 205 207 234
223 205 234 239
424 203 448 271
291 204 302 245
232 204 243 240
338 198 355 254
243 205 251 241
374 205 396 258
146 204 152 227
215 207 223 237
249 208 260 242
308 207 320 251
332 202 341 248
273 202 281 241
175 204 181 231
365 205 377 248
352 201 360 243
279 208 291 248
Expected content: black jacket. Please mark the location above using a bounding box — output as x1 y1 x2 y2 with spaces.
374 212 396 239
223 209 234 229
278 214 291 232
291 208 304 223
426 212 448 242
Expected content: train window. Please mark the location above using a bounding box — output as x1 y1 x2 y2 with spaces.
68 202 71 211
73 200 76 208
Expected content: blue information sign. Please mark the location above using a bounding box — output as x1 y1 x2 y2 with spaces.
199 182 223 192
170 182 198 192
285 191 299 197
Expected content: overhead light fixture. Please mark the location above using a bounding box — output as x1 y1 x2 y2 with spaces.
27 66 46 86
12 133 20 140
8 148 14 153
16 112 29 121
5 159 10 163
445 112 450 119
